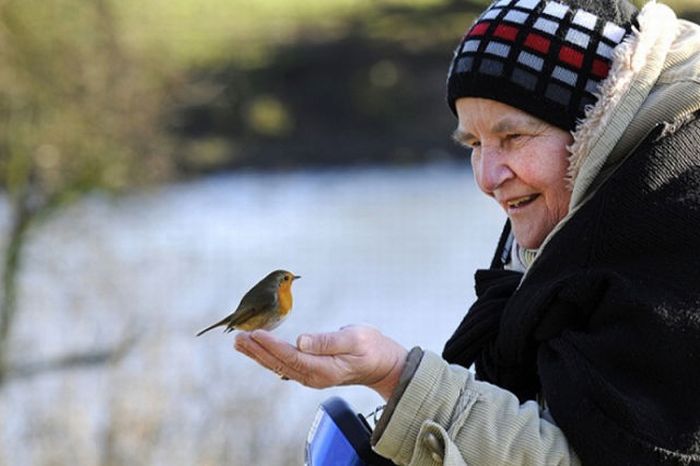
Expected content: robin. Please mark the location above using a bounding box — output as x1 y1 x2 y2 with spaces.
196 270 301 336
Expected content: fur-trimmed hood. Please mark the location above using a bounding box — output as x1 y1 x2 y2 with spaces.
532 1 700 261
568 1 700 206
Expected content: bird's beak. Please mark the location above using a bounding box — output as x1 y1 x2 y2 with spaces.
293 275 301 280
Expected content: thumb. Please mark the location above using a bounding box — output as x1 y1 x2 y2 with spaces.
297 332 347 355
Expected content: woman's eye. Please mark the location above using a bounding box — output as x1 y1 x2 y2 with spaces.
506 133 526 143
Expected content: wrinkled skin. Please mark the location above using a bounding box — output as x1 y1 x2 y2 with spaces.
234 325 407 400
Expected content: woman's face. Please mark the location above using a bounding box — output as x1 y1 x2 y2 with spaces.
454 98 573 249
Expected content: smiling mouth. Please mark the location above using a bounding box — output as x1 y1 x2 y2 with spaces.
506 194 539 209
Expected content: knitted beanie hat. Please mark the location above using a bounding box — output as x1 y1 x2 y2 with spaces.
447 0 638 131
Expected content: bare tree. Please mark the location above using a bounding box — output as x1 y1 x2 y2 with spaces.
0 0 177 385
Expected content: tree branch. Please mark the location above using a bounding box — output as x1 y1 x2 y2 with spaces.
3 332 139 383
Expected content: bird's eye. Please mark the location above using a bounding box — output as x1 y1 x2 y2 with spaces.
284 276 290 281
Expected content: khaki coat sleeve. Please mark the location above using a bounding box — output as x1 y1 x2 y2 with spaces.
372 350 581 466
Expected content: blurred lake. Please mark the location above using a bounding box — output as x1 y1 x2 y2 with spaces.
0 163 505 465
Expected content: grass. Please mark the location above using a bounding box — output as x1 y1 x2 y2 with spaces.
113 0 699 69
114 0 424 67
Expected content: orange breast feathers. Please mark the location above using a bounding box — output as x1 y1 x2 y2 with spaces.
277 281 294 316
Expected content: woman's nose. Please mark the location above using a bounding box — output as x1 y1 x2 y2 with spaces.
473 147 515 194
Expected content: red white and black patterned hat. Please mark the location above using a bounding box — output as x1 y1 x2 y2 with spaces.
447 0 638 131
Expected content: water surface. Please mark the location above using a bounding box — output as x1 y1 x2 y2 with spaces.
1 163 505 465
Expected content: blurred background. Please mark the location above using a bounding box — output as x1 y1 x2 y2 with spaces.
0 0 697 464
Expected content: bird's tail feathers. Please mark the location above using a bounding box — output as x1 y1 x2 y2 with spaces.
196 318 229 337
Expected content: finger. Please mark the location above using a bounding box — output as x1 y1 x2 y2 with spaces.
235 333 305 380
250 330 303 358
249 330 316 372
250 331 348 388
234 333 276 371
248 329 285 346
234 331 253 348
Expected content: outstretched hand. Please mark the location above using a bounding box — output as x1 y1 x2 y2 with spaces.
234 325 408 400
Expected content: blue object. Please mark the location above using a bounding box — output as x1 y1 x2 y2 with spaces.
305 397 394 466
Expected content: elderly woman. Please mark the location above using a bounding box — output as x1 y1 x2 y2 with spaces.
235 0 700 464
